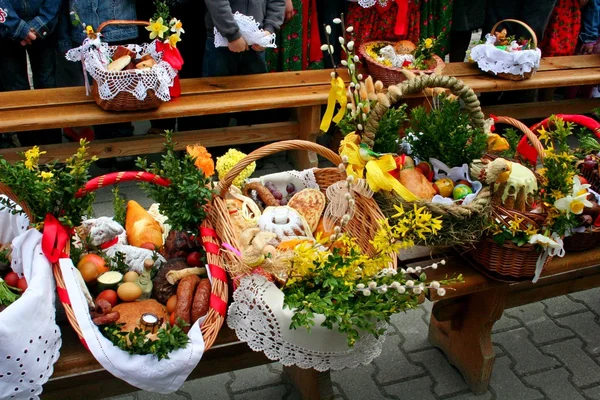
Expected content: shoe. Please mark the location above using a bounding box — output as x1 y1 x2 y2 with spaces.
592 86 600 99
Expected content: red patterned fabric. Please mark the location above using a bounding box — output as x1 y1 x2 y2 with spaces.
539 0 581 57
346 0 421 51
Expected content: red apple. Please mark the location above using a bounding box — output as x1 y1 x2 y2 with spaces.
78 253 108 275
578 176 589 185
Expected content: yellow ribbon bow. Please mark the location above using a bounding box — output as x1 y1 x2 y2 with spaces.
320 76 347 132
339 136 419 202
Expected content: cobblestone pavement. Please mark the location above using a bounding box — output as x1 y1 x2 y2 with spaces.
94 153 600 400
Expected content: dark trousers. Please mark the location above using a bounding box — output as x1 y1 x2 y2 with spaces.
0 36 62 146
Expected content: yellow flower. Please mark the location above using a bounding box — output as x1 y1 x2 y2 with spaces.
524 225 538 236
39 171 54 180
23 146 46 171
551 189 565 200
170 18 184 35
554 194 593 215
146 17 169 40
215 149 256 188
508 216 524 236
537 126 551 144
167 33 181 48
490 223 504 236
424 38 433 49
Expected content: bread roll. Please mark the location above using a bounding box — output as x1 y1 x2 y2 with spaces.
125 200 164 248
107 55 131 71
393 40 416 55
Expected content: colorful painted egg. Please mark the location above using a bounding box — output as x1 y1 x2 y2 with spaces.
453 184 473 200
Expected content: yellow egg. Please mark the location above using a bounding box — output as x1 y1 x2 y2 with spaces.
123 271 139 283
117 282 142 302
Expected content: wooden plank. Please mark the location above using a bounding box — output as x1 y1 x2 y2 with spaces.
290 105 321 170
482 98 600 120
0 122 300 163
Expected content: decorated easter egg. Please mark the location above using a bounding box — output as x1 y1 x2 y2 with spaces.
433 178 454 198
453 184 473 200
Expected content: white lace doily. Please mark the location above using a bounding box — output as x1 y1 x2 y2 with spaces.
227 275 387 371
0 200 61 400
470 34 541 77
214 12 277 48
66 40 177 101
58 257 213 393
358 0 377 7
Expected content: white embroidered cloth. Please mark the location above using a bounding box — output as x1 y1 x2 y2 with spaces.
66 40 177 101
0 200 61 400
57 259 213 393
214 12 277 48
227 275 387 371
470 34 541 77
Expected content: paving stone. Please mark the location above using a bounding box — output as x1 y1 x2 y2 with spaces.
541 338 600 387
493 345 504 356
584 385 600 399
557 312 600 355
524 368 586 400
446 391 493 400
137 390 192 400
392 307 434 353
492 314 523 333
181 373 232 400
331 364 383 400
489 357 544 400
93 201 118 219
542 295 587 317
409 348 468 397
372 334 425 384
230 365 282 393
504 303 574 344
382 375 436 400
569 288 600 315
493 328 560 375
232 384 288 400
106 395 137 400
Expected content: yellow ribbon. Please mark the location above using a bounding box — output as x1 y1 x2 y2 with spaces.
320 76 347 132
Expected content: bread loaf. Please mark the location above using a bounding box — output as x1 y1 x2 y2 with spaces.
125 200 164 248
287 189 326 232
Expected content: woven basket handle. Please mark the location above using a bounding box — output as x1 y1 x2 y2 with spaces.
217 140 343 197
494 116 545 162
0 182 35 223
363 74 485 147
490 19 538 49
75 171 170 198
96 20 150 33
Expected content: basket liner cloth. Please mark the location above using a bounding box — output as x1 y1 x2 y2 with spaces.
0 200 61 400
470 34 541 77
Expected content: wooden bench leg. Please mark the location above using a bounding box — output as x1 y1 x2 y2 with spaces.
282 365 334 400
428 285 508 394
290 105 321 170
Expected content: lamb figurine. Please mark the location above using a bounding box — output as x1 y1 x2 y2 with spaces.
78 217 166 274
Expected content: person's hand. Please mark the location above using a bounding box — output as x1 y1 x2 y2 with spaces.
251 30 271 52
284 0 294 22
20 30 37 46
228 36 249 52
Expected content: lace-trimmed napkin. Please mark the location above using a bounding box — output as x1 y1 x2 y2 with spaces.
214 12 277 48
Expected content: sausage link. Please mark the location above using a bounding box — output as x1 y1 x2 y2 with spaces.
191 279 211 324
93 311 120 326
175 275 201 333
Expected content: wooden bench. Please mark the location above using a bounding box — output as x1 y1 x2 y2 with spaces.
0 55 598 168
415 247 600 394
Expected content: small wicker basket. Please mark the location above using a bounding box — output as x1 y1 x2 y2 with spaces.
359 41 445 87
464 117 551 280
53 171 227 351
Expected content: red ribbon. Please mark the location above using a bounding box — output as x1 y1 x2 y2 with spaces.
200 227 217 239
208 263 228 283
394 0 409 36
41 214 70 263
489 114 497 132
57 287 71 305
155 41 184 98
210 293 228 317
204 242 220 255
99 236 119 250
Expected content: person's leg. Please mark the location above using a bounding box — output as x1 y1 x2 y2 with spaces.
449 30 473 62
517 0 559 41
0 39 27 148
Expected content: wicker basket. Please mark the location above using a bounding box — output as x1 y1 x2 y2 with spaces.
90 20 170 111
209 140 397 275
53 171 227 351
464 116 551 280
358 41 445 87
479 19 539 81
524 114 600 252
364 74 491 247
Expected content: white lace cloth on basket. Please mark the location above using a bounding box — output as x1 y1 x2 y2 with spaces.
214 12 277 48
470 34 541 77
228 275 387 371
0 199 61 400
58 259 213 393
66 40 177 101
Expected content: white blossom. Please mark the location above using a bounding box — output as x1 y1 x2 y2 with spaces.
357 124 363 130
341 60 348 66
437 288 446 296
379 285 388 293
362 289 371 296
333 18 342 25
347 41 355 50
368 281 377 289
325 25 332 34
330 71 336 79
406 280 414 288
413 287 422 295
346 26 354 33
341 155 349 163
357 74 363 80
390 281 400 289
440 259 446 265
354 55 360 62
431 263 438 270
397 286 406 294
320 44 328 51
356 283 365 290
339 37 345 45
406 267 415 274
430 281 440 289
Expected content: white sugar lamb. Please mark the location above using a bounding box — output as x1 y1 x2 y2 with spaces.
78 217 166 274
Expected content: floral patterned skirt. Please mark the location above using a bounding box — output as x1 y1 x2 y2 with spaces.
539 0 581 57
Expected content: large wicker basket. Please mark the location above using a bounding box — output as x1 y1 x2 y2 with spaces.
89 20 171 111
359 41 445 87
364 74 491 247
464 116 551 280
209 140 397 276
53 171 227 351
